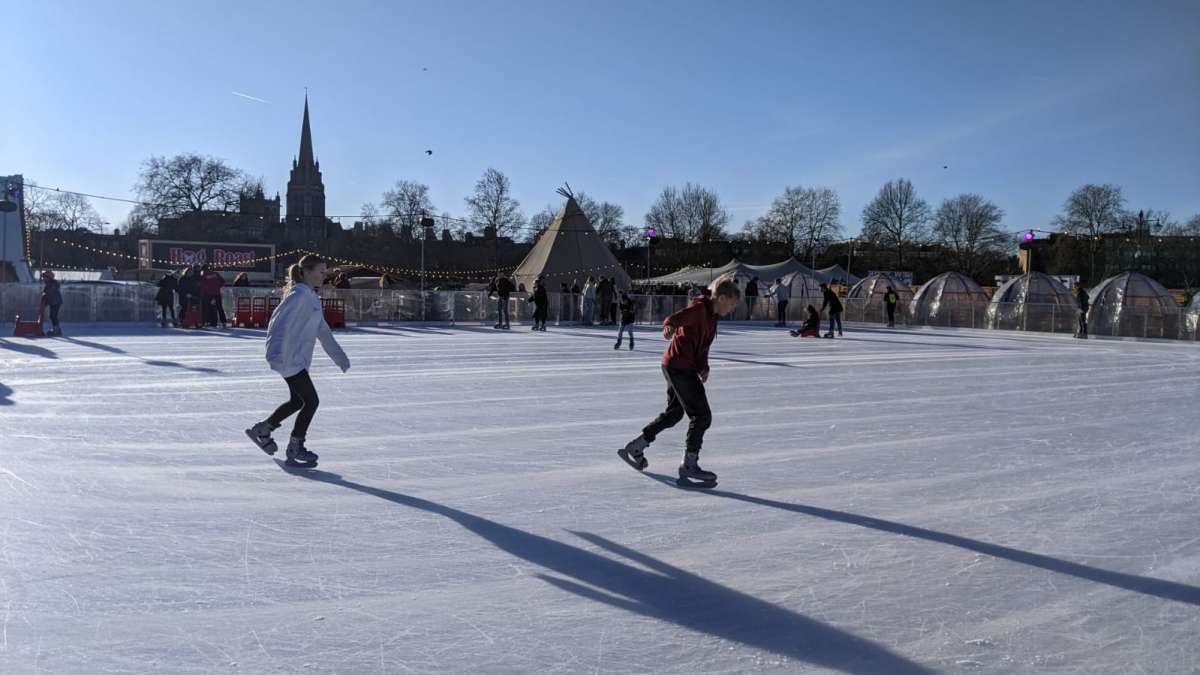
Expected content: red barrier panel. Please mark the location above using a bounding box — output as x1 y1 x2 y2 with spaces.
180 303 204 329
232 297 255 328
13 305 45 338
322 298 346 329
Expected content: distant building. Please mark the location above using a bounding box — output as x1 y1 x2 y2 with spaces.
157 187 280 242
284 95 337 243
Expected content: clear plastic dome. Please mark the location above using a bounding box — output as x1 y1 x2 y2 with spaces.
910 272 989 326
986 272 1077 332
1087 272 1180 338
846 273 913 323
1186 292 1200 340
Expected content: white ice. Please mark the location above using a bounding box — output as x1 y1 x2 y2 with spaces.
1 322 1198 673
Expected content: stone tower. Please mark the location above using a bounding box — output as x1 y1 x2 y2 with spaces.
285 95 327 240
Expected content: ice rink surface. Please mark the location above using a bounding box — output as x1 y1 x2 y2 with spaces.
1 321 1198 674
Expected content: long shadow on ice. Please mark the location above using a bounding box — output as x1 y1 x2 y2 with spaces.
279 462 933 674
59 337 219 373
0 382 13 405
641 473 1200 606
0 338 58 359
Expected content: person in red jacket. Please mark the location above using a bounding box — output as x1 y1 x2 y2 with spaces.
618 275 742 485
199 264 228 328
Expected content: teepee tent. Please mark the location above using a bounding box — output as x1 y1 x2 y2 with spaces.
817 264 861 286
512 189 630 293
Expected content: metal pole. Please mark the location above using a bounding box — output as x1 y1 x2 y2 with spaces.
420 231 425 321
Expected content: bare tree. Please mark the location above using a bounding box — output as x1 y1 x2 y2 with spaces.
359 202 381 226
122 204 158 237
645 183 729 243
133 153 246 220
22 185 105 232
465 168 524 238
381 180 435 233
932 194 1007 278
861 178 931 269
525 205 557 243
1052 183 1126 282
1186 214 1200 235
748 186 842 259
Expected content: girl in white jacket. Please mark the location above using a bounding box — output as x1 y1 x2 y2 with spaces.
245 255 349 466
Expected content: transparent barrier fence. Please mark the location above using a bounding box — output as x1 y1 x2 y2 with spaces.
1 285 1193 341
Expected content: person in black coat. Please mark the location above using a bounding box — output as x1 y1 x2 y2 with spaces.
41 270 64 336
156 272 178 326
744 276 759 318
1075 285 1089 339
530 276 549 331
177 266 200 320
493 274 515 329
820 283 844 337
614 291 637 350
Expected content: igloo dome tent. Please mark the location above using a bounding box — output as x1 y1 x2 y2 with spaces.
846 272 913 323
910 272 989 326
986 272 1077 332
1087 272 1180 338
1185 292 1200 340
777 269 823 320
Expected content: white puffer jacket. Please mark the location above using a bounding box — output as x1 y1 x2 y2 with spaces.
265 284 349 377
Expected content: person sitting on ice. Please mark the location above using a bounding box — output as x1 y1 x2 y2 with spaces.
790 305 821 338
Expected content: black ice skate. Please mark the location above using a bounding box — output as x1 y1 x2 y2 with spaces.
617 434 650 471
629 338 634 350
285 437 319 468
245 421 278 455
677 451 717 488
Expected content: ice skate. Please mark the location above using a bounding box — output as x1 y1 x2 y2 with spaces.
617 434 650 471
629 339 634 350
245 421 278 455
284 437 318 468
824 332 834 338
614 341 621 349
677 451 717 487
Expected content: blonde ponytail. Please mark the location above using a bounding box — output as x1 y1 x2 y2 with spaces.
709 273 742 301
286 254 325 290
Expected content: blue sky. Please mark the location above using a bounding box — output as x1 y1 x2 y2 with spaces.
3 0 1197 237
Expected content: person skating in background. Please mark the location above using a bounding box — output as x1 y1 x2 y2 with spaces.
618 275 742 486
530 276 549 331
884 285 899 327
40 270 63 336
614 291 637 350
790 305 822 338
581 276 597 325
199 263 228 329
246 254 350 468
156 271 178 327
493 274 515 329
820 283 843 337
1075 285 1089 339
744 276 759 318
770 277 791 327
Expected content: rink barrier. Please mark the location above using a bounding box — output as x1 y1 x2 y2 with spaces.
0 284 1194 341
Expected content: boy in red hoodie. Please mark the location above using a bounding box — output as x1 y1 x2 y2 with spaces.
619 275 742 485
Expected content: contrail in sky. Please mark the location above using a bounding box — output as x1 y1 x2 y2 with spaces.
231 91 270 104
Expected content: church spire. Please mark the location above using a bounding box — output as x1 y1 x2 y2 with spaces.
298 93 314 167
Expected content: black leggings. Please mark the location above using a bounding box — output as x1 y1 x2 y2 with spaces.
642 365 712 454
267 370 319 440
160 303 176 322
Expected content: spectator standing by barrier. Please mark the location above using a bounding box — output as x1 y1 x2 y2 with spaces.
1075 285 1089 339
178 266 199 321
884 286 899 327
200 264 228 329
156 272 178 327
615 291 636 350
41 270 63 336
820 283 843 337
493 274 514 329
581 276 597 325
744 276 759 318
530 276 549 331
770 278 791 327
597 277 613 325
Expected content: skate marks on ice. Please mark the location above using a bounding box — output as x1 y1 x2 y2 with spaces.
640 472 1200 606
279 466 935 674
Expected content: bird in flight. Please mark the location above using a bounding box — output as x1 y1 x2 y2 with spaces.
425 150 433 156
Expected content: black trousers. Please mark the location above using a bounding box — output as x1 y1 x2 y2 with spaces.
1078 312 1088 336
776 300 788 324
48 303 61 328
642 365 712 454
267 370 320 440
203 295 227 326
886 303 896 325
159 303 176 322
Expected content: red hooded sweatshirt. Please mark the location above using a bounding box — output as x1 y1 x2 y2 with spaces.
661 297 718 375
199 270 226 297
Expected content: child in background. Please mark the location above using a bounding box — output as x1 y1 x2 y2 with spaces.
790 305 821 338
246 254 350 468
614 291 636 350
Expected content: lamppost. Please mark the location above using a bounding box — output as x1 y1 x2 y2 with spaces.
644 226 656 281
420 213 435 320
